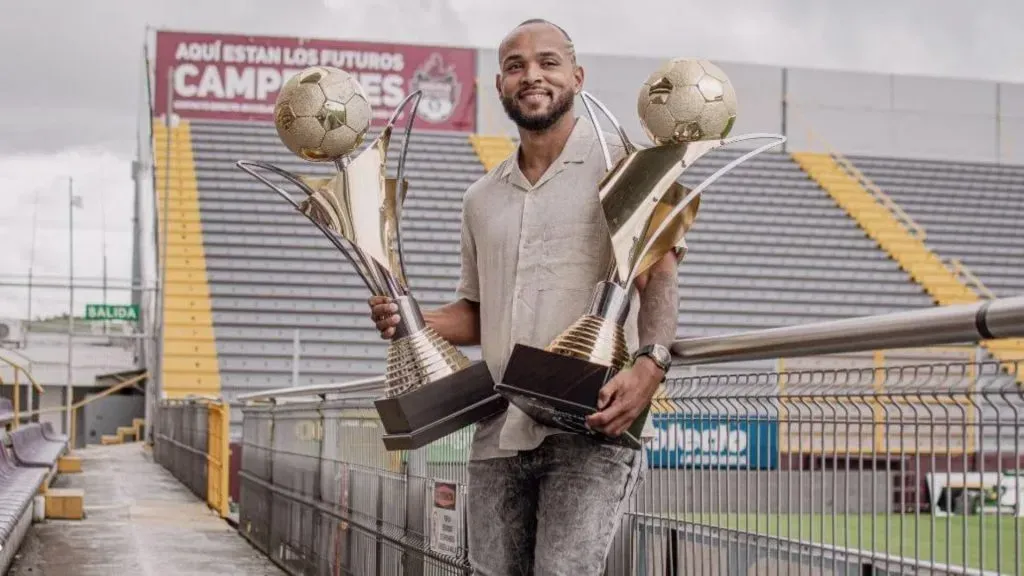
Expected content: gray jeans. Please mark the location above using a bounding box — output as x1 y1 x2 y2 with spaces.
466 433 643 576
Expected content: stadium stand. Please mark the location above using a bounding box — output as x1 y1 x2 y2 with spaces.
468 133 516 171
848 154 1024 299
172 119 938 415
153 120 222 400
794 151 1024 375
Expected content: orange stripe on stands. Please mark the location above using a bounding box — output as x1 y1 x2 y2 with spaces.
153 120 222 398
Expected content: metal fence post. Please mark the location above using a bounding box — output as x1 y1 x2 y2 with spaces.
405 448 427 576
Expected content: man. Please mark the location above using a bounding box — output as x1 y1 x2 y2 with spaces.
368 18 681 575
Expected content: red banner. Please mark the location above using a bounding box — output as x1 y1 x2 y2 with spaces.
152 30 477 132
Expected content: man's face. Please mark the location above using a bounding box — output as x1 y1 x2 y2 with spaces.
496 23 583 132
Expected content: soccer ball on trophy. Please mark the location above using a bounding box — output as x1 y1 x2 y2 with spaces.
274 66 373 161
637 58 737 144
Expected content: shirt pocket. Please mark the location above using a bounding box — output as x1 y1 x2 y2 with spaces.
539 220 609 291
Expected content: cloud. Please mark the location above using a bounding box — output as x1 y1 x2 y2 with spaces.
0 148 135 321
1 0 1019 157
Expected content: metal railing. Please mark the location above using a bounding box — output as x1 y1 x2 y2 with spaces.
832 149 929 241
951 258 998 300
3 370 145 448
0 351 45 429
231 296 1024 576
154 397 232 518
800 115 927 242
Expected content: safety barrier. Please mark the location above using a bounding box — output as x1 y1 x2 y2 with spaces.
154 397 232 518
227 296 1023 576
0 352 46 430
235 359 1024 575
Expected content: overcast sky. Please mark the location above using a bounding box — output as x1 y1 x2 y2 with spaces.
1 0 1023 320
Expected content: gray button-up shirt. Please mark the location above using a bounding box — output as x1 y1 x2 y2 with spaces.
457 117 682 461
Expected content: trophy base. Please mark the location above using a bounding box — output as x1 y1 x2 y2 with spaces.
374 360 506 451
496 344 649 450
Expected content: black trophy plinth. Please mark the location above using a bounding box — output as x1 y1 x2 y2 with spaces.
374 361 506 451
495 344 649 450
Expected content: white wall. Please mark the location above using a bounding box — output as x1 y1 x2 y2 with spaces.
786 67 1000 161
475 47 1024 164
999 82 1024 164
15 331 136 388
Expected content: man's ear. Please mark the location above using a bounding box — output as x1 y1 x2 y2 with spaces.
494 73 502 97
574 64 585 94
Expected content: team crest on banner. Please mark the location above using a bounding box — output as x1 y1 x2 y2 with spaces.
411 53 462 124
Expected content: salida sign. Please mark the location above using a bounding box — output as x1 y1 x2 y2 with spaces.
152 30 477 132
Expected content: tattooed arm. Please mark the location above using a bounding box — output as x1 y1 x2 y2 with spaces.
586 251 680 437
635 252 681 350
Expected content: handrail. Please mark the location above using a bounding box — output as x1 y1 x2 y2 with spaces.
236 375 386 403
14 371 148 419
68 372 148 411
10 371 147 447
163 393 221 403
670 295 1024 365
0 352 46 430
237 297 1024 404
832 151 927 240
949 257 997 300
0 352 45 394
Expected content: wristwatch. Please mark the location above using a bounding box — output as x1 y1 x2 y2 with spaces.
632 343 671 375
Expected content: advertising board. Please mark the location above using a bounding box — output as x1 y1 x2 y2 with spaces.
647 413 779 469
153 29 477 132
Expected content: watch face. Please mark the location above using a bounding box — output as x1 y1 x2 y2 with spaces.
637 344 670 371
653 345 671 366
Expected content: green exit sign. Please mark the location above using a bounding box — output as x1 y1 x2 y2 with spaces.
85 304 140 321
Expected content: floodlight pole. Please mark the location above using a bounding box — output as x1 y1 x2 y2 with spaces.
26 187 40 346
65 177 74 438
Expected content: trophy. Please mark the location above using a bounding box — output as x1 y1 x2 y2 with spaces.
496 58 787 449
235 66 504 451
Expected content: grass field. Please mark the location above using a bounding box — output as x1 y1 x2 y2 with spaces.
670 513 1023 573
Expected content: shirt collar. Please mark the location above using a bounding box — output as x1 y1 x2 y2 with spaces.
499 116 595 187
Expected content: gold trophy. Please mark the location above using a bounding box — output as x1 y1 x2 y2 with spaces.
235 66 503 451
497 59 787 449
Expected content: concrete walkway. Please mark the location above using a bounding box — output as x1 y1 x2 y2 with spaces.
8 443 283 576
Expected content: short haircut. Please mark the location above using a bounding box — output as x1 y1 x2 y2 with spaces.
517 18 573 43
514 18 577 64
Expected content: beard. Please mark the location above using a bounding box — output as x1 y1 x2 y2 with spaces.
501 87 575 132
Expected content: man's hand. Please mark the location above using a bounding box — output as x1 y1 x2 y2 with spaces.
585 357 664 437
368 296 400 339
368 297 481 345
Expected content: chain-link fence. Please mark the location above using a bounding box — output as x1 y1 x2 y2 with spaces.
235 357 1023 576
